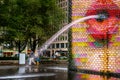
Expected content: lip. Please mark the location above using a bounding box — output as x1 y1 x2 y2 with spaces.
85 0 120 41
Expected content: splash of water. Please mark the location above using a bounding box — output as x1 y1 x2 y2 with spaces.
38 15 99 54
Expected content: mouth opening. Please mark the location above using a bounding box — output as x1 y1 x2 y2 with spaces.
96 10 109 22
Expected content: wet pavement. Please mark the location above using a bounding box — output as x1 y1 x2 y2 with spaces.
0 64 67 80
0 64 120 80
69 71 120 80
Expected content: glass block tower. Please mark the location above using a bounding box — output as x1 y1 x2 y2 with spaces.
70 0 120 74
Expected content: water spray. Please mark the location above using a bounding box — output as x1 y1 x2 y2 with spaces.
38 15 102 54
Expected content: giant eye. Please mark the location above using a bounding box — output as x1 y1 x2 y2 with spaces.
96 10 109 22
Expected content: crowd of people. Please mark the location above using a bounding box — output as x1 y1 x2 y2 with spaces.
27 51 67 65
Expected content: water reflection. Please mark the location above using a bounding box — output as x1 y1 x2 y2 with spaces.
0 65 67 80
0 66 18 76
1 65 120 80
69 71 120 80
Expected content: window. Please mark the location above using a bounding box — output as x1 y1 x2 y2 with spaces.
65 43 68 48
52 44 55 48
56 43 59 48
48 45 51 49
61 43 64 48
65 36 68 40
59 36 64 41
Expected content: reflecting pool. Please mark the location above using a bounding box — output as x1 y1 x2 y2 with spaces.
0 65 120 80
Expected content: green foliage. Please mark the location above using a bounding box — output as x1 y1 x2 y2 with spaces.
0 0 65 52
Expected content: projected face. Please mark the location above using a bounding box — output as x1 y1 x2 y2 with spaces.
86 0 120 42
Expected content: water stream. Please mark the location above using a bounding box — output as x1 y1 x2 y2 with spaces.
38 15 99 54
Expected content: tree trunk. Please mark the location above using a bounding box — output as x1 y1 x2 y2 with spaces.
18 40 21 53
32 40 37 53
17 40 27 53
30 38 37 53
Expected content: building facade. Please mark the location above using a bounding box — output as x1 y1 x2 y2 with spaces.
47 0 70 58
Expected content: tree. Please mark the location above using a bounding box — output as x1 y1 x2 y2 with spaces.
0 0 65 53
